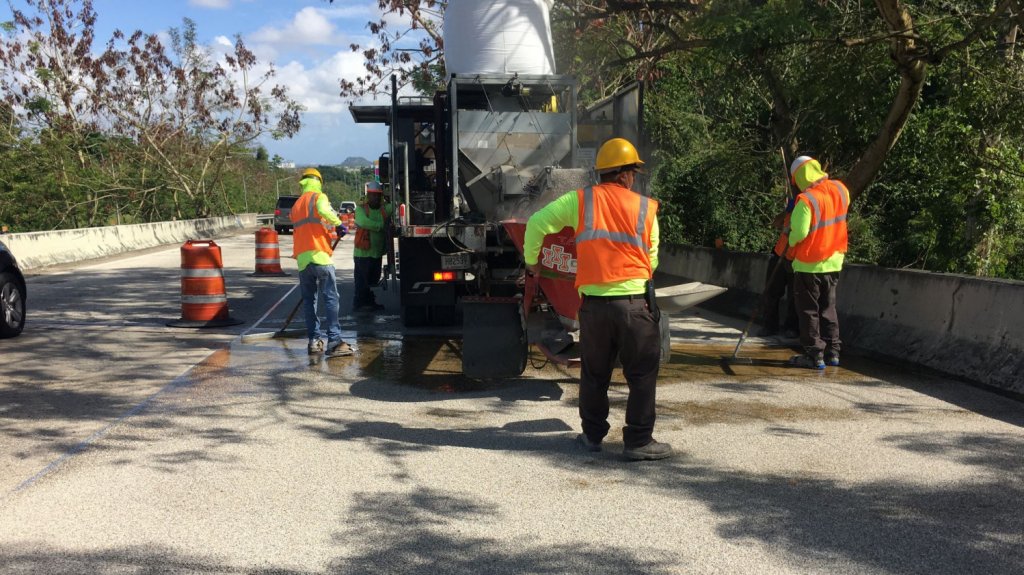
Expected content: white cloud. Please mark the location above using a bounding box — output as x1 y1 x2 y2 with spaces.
189 0 231 9
249 7 338 47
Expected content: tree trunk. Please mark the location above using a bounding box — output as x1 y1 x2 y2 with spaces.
845 0 928 200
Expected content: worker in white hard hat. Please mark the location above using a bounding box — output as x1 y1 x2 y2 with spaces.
352 181 394 313
524 137 671 461
787 155 850 369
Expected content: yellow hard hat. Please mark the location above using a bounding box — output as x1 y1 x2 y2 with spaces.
595 138 644 173
301 167 322 182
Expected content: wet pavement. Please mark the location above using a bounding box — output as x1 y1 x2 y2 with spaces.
1 232 1022 574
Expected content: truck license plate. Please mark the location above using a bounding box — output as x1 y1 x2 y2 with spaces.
441 252 470 270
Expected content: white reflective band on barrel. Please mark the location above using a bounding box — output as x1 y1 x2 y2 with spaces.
255 259 279 264
256 243 279 249
577 186 649 248
181 294 228 304
181 268 224 277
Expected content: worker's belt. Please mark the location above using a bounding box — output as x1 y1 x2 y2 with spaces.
583 293 644 302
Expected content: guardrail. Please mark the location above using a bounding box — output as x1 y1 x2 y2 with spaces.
256 213 275 227
5 214 259 271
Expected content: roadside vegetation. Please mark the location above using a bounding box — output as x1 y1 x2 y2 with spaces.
344 1 1024 280
3 0 1022 280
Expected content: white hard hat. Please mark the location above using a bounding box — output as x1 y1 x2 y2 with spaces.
790 155 814 176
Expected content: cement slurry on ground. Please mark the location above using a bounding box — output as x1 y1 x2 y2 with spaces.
1 231 1022 574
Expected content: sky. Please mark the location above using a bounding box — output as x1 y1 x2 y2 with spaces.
77 0 426 165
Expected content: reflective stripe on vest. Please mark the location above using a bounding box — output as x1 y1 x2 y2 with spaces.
574 184 657 288
291 191 333 257
793 179 849 263
577 186 651 249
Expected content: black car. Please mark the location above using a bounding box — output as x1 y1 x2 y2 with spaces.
274 196 300 234
0 238 26 338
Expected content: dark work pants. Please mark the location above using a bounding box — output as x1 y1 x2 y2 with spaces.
793 271 841 358
352 256 382 308
578 296 661 448
762 254 798 333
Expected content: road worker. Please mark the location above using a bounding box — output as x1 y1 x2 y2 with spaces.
291 168 353 357
524 137 671 461
352 181 394 313
787 156 850 369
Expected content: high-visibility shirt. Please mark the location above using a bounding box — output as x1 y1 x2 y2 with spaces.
524 183 659 296
788 178 849 273
353 201 394 259
290 180 342 271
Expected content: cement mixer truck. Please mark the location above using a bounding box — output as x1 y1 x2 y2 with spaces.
350 0 723 377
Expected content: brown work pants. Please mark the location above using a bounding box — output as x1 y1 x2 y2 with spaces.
793 271 841 359
578 295 661 448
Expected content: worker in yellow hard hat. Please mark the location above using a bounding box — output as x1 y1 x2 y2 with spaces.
291 167 353 357
523 137 671 461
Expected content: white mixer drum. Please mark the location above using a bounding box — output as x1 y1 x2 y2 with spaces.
443 0 556 77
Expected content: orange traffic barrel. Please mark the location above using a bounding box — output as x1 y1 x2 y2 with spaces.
168 240 242 328
250 227 289 276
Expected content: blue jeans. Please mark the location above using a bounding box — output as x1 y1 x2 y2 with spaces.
298 264 341 343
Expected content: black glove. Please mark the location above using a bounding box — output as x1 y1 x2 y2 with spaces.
335 224 348 238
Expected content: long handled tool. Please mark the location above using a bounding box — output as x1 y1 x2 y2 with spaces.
723 147 794 366
240 234 342 342
723 251 787 365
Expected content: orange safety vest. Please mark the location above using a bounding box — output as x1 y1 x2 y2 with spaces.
574 183 658 288
290 191 334 258
791 179 849 264
354 203 388 251
773 211 791 258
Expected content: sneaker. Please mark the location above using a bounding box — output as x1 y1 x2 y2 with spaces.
575 433 601 453
307 339 325 355
789 354 825 370
325 341 354 357
825 351 840 367
623 439 673 461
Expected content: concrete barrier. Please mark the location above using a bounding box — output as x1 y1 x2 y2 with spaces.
3 214 258 271
659 245 1024 394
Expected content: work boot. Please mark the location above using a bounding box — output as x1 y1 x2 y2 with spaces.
825 351 840 367
623 439 673 461
325 340 354 357
789 353 825 370
575 433 602 453
307 339 325 355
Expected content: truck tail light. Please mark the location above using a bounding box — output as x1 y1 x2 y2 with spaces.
432 271 458 281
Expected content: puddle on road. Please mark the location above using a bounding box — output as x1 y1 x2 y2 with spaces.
227 335 870 394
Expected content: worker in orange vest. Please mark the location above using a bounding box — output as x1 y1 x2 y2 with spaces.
290 168 353 357
352 181 394 313
787 156 849 369
524 138 671 461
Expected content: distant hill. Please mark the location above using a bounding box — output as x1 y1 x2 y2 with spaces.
338 156 372 169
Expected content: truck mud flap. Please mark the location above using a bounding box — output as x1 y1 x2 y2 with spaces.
461 297 527 378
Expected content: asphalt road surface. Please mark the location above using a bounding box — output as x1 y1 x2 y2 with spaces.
1 231 1022 574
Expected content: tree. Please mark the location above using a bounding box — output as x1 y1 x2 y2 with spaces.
0 0 301 227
